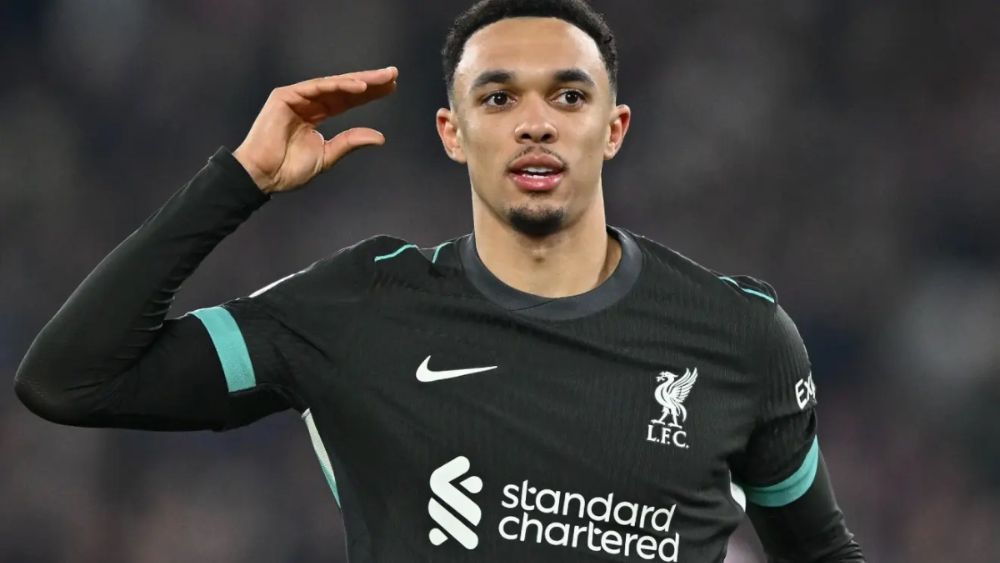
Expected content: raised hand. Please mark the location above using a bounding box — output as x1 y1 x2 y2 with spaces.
232 67 399 194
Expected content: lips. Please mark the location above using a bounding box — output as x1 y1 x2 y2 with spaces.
509 170 565 191
507 153 566 192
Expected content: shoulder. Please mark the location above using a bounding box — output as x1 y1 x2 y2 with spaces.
248 233 463 305
242 234 403 305
626 228 779 312
623 228 794 365
315 234 422 270
214 236 414 341
625 230 810 397
248 234 392 291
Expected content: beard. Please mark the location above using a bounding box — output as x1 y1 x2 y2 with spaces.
507 202 566 237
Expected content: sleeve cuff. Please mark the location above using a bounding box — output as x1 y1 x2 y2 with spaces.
208 146 272 207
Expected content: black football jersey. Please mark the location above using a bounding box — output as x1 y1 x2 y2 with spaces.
188 225 821 562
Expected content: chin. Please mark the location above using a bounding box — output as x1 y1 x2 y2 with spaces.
506 205 567 237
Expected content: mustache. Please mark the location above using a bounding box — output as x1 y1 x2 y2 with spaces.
505 147 569 170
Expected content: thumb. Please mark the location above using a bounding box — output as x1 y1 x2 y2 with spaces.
322 127 385 170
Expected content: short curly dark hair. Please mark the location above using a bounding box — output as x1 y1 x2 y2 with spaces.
442 0 618 102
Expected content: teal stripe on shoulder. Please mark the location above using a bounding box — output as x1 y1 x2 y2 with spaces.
373 243 418 262
718 276 776 304
739 287 776 303
745 437 820 507
191 306 256 392
431 240 453 264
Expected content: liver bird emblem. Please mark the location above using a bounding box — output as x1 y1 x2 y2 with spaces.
651 368 699 427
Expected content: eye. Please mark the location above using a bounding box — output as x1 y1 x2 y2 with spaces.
483 91 512 107
556 90 586 106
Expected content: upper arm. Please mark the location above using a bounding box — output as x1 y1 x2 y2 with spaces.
731 304 863 560
185 297 309 430
15 237 376 431
732 304 818 495
113 239 377 430
15 304 299 432
184 238 377 428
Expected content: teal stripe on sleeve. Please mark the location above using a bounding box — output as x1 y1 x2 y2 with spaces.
191 306 256 392
745 437 820 507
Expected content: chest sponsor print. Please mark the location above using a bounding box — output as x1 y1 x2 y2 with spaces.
428 456 683 561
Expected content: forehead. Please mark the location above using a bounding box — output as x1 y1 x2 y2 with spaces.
455 17 608 89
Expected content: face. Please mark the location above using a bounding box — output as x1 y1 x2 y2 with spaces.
436 17 630 237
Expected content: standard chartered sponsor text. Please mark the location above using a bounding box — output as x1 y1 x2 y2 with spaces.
499 480 681 561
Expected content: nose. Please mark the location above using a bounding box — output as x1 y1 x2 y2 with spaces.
513 97 558 144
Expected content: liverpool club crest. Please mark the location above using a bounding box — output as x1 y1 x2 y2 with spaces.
646 368 699 449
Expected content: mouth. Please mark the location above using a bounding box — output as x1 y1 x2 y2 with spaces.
508 169 565 192
507 154 567 192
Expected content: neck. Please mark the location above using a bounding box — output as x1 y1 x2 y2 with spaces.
471 185 621 299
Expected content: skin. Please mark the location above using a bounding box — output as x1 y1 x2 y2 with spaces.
436 17 631 298
232 17 630 299
233 67 399 193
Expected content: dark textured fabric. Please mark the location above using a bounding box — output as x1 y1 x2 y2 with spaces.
747 454 866 562
13 147 287 430
458 226 642 320
14 148 863 561
210 228 862 561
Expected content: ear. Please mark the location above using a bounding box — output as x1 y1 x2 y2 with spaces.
436 107 467 164
604 104 631 160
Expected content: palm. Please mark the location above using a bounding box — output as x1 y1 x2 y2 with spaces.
270 122 328 190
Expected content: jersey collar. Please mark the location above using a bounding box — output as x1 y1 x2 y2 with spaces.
457 225 642 321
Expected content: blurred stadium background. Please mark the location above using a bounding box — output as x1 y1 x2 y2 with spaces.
2 0 998 561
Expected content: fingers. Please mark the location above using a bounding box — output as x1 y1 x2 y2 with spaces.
280 67 398 122
321 127 386 170
341 66 398 86
316 68 398 111
293 66 398 99
332 78 397 110
291 76 367 102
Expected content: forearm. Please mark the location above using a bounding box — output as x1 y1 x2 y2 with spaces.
747 453 865 562
14 148 268 425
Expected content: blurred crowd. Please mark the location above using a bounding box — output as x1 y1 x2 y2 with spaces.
2 0 998 561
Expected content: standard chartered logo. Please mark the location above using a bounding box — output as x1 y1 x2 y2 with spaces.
428 456 483 549
428 456 682 560
500 481 681 561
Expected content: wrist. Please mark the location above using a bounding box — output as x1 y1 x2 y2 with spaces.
231 147 276 194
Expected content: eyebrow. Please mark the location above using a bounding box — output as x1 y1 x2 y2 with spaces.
468 67 597 92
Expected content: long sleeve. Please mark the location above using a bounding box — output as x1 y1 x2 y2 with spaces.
746 450 865 562
731 300 865 561
13 147 298 431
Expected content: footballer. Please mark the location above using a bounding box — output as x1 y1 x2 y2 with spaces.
16 0 865 561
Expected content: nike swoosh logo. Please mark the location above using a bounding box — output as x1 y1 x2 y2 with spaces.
416 355 498 382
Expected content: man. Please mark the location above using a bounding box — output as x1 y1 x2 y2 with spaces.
15 0 865 561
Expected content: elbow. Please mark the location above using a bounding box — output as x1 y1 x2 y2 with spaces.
13 373 47 419
13 359 98 426
15 373 76 425
817 539 866 563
